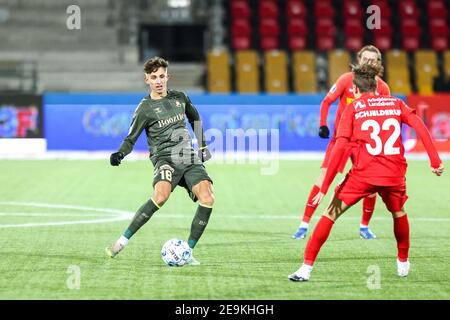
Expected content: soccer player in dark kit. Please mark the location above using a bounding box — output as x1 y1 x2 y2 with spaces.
106 57 214 265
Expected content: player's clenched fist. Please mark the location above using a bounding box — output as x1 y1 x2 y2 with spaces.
110 152 124 166
318 126 330 139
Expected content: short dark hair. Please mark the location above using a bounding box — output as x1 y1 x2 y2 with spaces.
351 62 384 93
143 56 169 74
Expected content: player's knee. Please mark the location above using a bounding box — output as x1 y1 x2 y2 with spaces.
153 191 170 207
199 192 214 207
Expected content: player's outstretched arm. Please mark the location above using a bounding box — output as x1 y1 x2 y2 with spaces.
319 75 347 138
406 112 443 176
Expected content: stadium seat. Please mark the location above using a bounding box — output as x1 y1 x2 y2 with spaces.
344 19 365 52
427 0 448 19
292 50 317 92
264 50 288 93
259 18 280 50
398 0 419 19
343 0 363 19
287 18 308 50
230 0 251 19
316 18 336 51
400 19 421 51
429 19 449 51
231 18 252 50
443 50 450 79
259 0 279 19
314 1 335 19
386 50 412 95
207 49 231 93
328 50 350 87
235 50 260 93
372 18 393 51
369 0 392 19
415 50 438 94
286 0 307 19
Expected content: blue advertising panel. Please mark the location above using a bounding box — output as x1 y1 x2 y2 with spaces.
44 93 337 152
43 93 405 152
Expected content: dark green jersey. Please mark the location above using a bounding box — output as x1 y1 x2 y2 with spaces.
118 90 206 164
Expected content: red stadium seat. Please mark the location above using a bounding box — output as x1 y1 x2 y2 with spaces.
314 1 335 19
343 0 363 19
315 19 336 50
427 0 448 19
344 19 364 52
231 19 252 50
259 18 280 50
369 1 392 19
372 19 393 51
230 0 251 19
288 18 308 35
287 18 308 50
398 0 419 19
259 0 279 18
286 0 307 19
400 19 421 36
431 37 449 52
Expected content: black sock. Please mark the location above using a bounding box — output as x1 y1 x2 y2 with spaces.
123 198 160 239
188 204 213 249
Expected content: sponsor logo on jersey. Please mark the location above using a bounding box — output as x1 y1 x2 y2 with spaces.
346 97 355 105
367 97 396 107
154 107 162 113
157 113 185 127
175 100 181 108
354 100 367 110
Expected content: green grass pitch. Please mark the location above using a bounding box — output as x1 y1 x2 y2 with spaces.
0 159 448 299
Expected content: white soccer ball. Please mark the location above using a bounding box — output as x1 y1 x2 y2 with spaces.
161 238 192 267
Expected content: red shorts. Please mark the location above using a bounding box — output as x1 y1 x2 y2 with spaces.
321 138 354 173
335 174 408 213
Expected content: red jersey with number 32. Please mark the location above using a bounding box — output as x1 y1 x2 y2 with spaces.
337 94 415 186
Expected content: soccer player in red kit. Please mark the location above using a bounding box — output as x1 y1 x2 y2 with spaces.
288 62 444 282
292 45 390 240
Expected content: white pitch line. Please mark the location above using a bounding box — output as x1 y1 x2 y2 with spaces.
0 201 132 228
0 212 116 217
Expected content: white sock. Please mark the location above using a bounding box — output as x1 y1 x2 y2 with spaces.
117 235 129 246
301 263 313 272
300 221 309 229
360 224 368 229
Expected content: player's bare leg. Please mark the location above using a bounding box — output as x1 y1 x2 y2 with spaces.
292 168 327 239
392 208 410 276
187 180 214 265
106 181 171 258
360 193 377 239
289 195 351 281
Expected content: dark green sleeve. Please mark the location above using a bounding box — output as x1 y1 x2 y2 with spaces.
184 93 207 148
118 104 148 156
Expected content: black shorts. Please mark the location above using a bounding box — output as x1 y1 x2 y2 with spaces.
152 159 213 202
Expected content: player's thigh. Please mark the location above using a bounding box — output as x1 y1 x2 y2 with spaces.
152 181 172 205
377 184 408 214
153 162 183 196
324 193 352 221
334 174 376 211
183 164 214 203
320 138 336 170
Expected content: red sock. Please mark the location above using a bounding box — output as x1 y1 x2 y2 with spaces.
304 216 334 266
302 185 320 223
361 196 376 226
393 215 410 262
